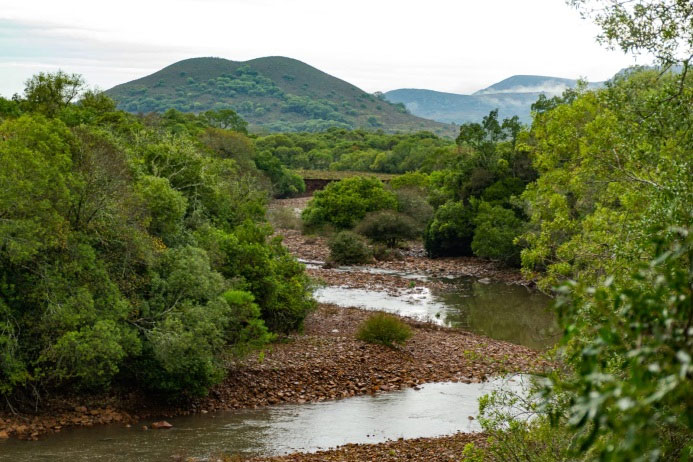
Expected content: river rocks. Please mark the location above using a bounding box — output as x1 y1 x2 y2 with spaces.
0 197 549 441
247 432 487 462
190 304 550 414
151 421 173 429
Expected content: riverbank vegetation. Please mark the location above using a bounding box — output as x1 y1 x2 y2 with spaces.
0 76 314 404
1 0 691 458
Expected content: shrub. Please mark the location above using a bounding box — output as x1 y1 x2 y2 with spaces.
356 312 412 347
267 206 301 230
328 231 372 265
471 201 524 266
302 176 397 229
371 243 402 261
424 200 476 257
355 210 420 247
389 171 430 190
395 188 434 232
254 151 305 198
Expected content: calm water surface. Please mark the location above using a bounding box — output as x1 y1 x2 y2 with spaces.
314 275 558 350
0 377 530 462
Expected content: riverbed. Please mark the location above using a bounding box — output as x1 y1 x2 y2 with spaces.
0 377 531 461
0 199 555 461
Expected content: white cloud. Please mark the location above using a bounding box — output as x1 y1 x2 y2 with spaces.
0 0 644 97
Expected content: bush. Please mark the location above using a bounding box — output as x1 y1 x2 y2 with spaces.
328 231 372 265
254 151 305 198
356 312 412 347
471 201 524 266
355 210 420 247
302 176 397 229
395 188 434 232
267 206 301 230
371 243 402 261
423 200 476 257
389 171 430 190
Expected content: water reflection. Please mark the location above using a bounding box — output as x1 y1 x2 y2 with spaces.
0 378 528 462
314 277 559 350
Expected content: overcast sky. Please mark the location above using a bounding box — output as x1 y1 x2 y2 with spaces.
0 0 645 98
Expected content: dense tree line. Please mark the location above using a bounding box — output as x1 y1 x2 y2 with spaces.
255 129 454 174
293 111 534 267
0 73 314 403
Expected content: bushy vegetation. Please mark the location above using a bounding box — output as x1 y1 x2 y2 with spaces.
328 231 372 265
255 129 455 173
467 230 693 461
356 312 412 348
0 73 314 402
267 206 301 230
355 210 420 248
464 2 693 460
302 176 397 230
265 110 533 266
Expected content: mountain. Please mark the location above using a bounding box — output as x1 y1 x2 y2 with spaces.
106 57 457 137
385 75 604 125
473 75 597 95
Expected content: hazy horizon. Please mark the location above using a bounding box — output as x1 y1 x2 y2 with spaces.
0 0 647 98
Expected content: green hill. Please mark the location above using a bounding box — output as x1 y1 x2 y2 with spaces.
105 56 457 137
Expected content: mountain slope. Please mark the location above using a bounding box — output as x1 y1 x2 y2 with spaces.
474 75 596 95
385 75 604 125
106 57 457 136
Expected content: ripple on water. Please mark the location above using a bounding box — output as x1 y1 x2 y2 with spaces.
0 376 532 462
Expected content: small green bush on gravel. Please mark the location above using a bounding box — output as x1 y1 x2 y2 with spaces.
328 231 372 265
356 312 412 347
355 210 420 248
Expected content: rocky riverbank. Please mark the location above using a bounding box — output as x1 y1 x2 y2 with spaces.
245 433 486 462
0 195 549 447
0 304 549 440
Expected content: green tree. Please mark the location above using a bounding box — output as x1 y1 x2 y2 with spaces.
568 0 692 68
202 109 248 133
424 200 477 257
547 228 693 460
302 176 397 229
471 202 524 266
23 71 85 116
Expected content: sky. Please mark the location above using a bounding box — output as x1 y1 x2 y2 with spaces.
0 0 645 98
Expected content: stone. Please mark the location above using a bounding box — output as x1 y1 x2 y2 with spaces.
151 421 173 429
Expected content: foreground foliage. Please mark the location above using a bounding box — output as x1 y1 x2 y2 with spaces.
466 230 692 461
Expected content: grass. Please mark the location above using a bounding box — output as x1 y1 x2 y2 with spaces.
356 312 413 348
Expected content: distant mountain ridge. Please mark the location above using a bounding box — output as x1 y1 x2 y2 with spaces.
385 75 604 124
105 57 457 137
